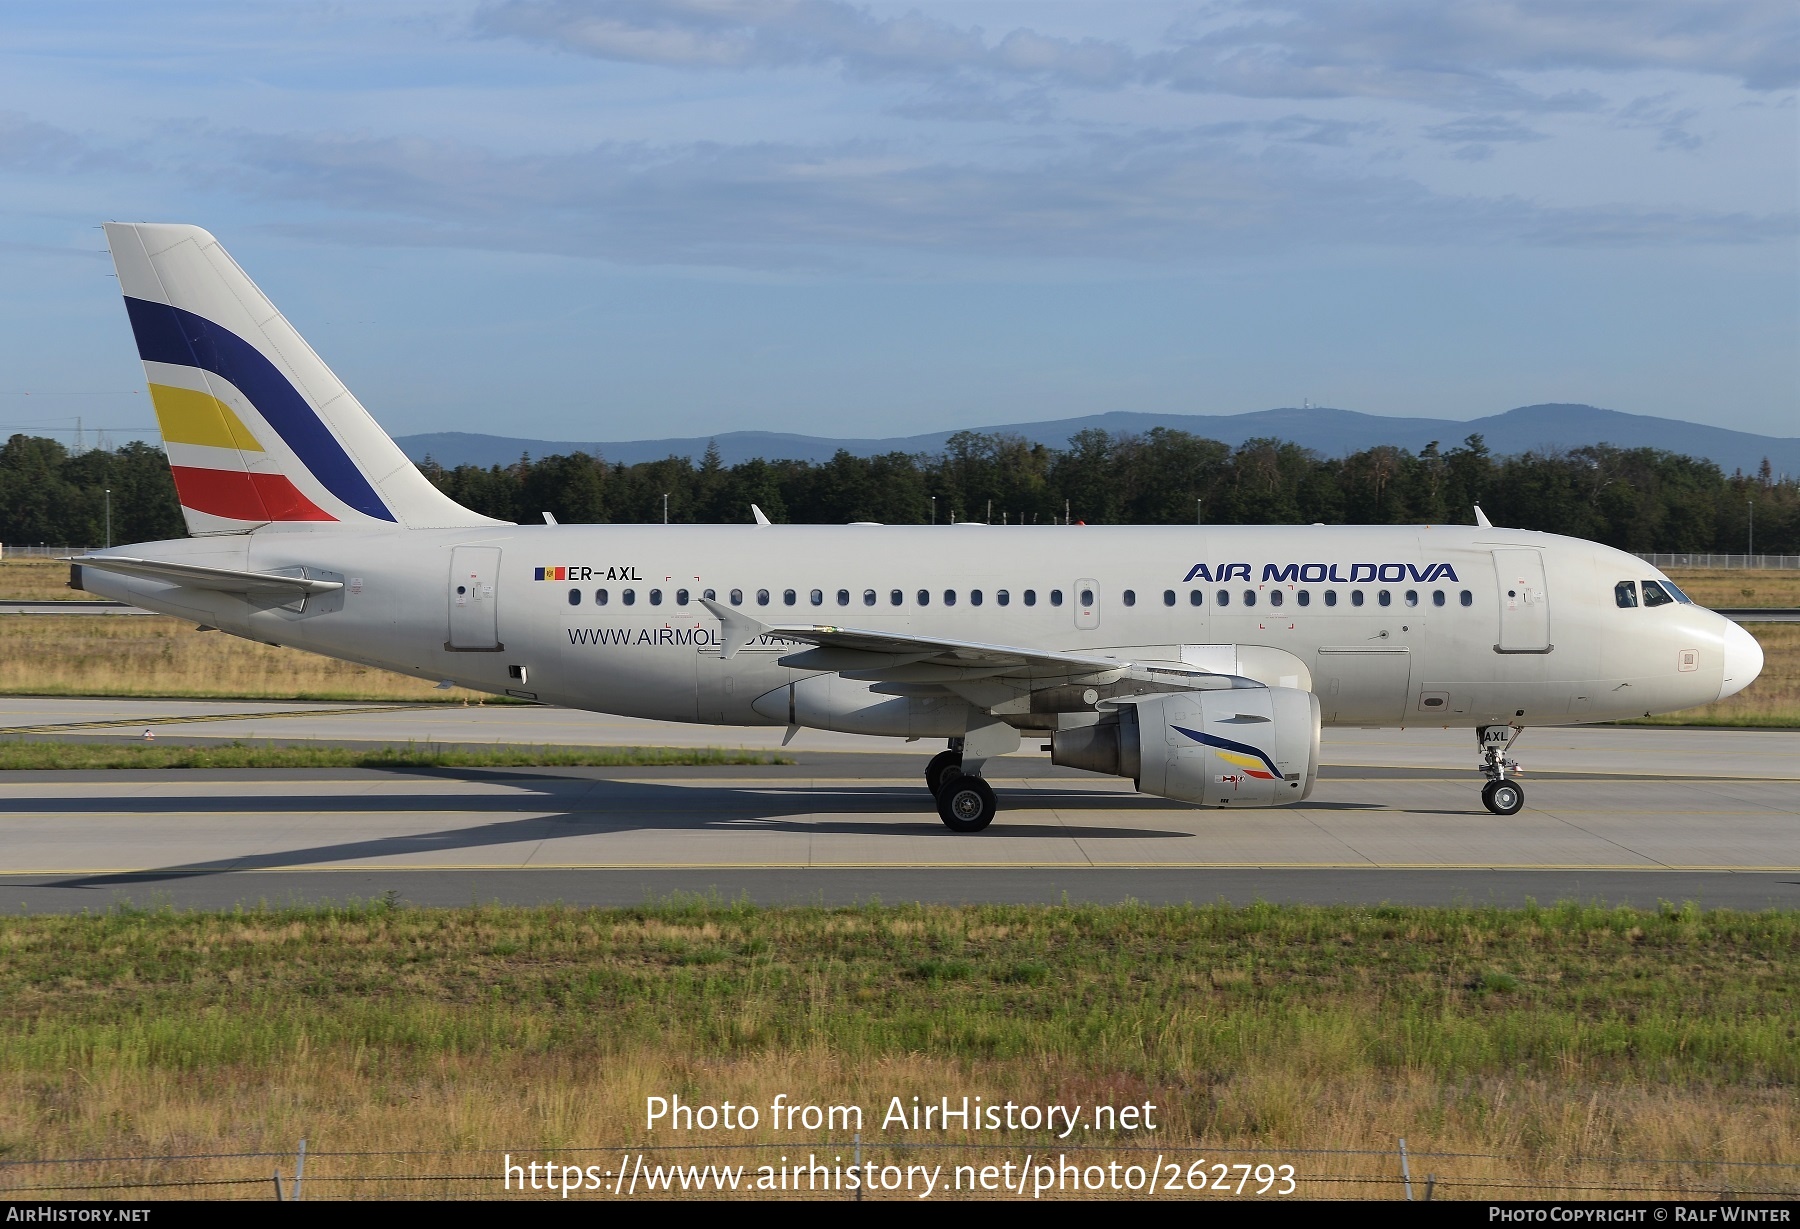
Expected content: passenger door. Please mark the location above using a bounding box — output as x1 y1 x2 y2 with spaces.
1492 548 1551 652
447 546 502 651
1074 578 1099 631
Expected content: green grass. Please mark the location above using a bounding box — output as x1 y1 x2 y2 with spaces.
0 740 792 770
3 898 1792 1086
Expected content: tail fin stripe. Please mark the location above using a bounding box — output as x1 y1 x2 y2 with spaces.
124 297 396 522
169 466 335 522
149 384 265 452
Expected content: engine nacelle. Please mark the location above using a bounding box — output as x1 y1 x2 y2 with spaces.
1052 685 1320 807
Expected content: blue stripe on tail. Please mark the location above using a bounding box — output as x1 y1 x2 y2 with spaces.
124 297 394 521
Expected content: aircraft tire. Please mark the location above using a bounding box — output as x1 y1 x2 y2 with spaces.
936 775 996 833
1482 780 1524 816
925 749 963 795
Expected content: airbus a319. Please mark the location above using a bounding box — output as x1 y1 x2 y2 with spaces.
72 225 1763 832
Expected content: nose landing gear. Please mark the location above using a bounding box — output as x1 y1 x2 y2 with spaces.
1477 725 1525 815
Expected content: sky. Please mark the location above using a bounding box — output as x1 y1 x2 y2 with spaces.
1 0 1795 449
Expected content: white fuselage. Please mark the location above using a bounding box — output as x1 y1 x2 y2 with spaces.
79 522 1742 735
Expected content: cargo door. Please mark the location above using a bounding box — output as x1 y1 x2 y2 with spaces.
1316 648 1411 724
1493 548 1551 652
447 546 502 651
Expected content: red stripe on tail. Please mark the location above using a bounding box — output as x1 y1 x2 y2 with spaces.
170 466 336 522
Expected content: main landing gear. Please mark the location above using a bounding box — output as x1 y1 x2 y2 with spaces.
924 745 997 833
1477 725 1525 816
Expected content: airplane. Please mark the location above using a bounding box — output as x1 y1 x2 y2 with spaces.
69 224 1764 832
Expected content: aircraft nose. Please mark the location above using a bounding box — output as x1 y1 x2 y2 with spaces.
1718 619 1763 701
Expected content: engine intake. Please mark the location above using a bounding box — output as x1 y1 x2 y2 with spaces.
1051 686 1320 807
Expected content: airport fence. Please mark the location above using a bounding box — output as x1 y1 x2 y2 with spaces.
1636 552 1800 570
0 545 90 559
1 1140 1795 1201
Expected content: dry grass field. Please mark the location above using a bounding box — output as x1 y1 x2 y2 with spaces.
1665 567 1800 608
0 557 90 600
0 900 1792 1200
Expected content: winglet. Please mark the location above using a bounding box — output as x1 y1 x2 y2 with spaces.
1473 504 1493 529
751 504 772 526
699 596 769 659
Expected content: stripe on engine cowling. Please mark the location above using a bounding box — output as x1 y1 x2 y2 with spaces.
169 466 336 523
1170 725 1284 779
124 297 394 521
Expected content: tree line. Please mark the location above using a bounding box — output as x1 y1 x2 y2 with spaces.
3 428 1794 554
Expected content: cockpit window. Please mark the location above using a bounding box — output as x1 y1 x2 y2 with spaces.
1641 580 1675 607
1615 580 1638 608
1660 579 1692 603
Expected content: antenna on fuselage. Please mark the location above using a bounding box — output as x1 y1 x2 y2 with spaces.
542 511 558 525
751 504 772 525
1473 504 1493 529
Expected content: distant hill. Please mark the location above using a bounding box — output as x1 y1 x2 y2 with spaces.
398 404 1800 477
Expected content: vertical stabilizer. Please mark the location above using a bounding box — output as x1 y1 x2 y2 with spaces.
104 223 504 534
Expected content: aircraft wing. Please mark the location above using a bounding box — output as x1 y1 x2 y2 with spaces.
697 597 1242 702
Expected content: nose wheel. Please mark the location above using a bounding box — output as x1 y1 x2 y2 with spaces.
1477 725 1525 815
1481 779 1524 815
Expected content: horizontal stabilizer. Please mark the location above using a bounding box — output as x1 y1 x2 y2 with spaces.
70 555 343 596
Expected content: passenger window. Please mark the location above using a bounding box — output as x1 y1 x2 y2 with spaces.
1297 590 1310 607
1378 590 1392 607
702 589 715 601
1432 590 1445 607
1217 590 1229 607
595 589 609 606
1122 589 1135 607
863 589 876 606
810 589 823 606
1024 590 1037 607
970 590 983 606
997 590 1010 606
1190 589 1203 606
623 589 637 606
1404 590 1418 607
1460 589 1472 607
1642 580 1674 607
676 589 690 605
1243 590 1256 607
890 589 903 606
1050 589 1064 607
782 589 796 606
1079 588 1095 607
917 589 930 606
1615 581 1638 608
649 589 663 605
1324 590 1337 607
755 589 769 606
836 589 849 606
944 590 957 606
1269 589 1283 608
567 588 581 606
1351 590 1364 607
728 588 742 605
1163 590 1176 607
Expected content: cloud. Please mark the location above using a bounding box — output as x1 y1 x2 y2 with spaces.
1617 92 1704 152
0 110 125 173
479 0 1799 109
477 0 1138 86
215 124 1794 272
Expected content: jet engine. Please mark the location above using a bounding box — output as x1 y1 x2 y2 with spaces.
1051 686 1320 806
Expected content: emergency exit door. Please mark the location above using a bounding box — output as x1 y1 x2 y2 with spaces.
447 546 503 651
1492 548 1550 653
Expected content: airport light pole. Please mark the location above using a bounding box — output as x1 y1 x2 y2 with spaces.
1747 498 1753 556
662 493 669 525
104 489 111 549
930 496 936 525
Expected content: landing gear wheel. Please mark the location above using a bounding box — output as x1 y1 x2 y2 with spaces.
936 775 996 833
1482 779 1524 816
925 750 964 796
